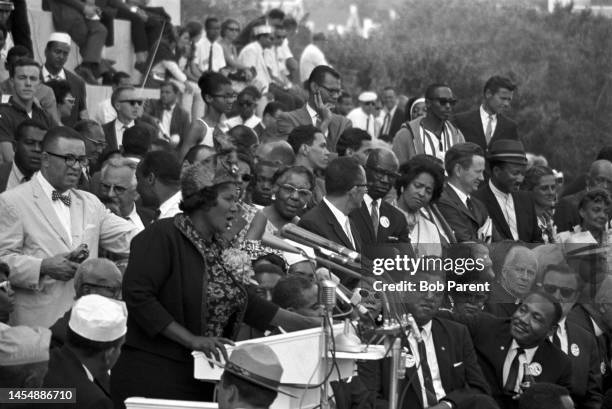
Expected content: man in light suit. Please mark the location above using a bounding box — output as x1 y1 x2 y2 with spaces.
0 126 138 328
454 75 519 152
277 65 352 152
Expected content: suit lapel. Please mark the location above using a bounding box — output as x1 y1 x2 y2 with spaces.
482 185 512 238
473 111 487 149
358 201 376 241
494 330 514 388
321 202 354 250
297 107 312 126
401 340 425 408
70 191 85 246
32 178 72 248
432 320 452 393
444 183 478 223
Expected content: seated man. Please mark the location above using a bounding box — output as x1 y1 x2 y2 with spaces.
43 294 127 408
143 81 189 147
363 266 490 409
272 275 321 318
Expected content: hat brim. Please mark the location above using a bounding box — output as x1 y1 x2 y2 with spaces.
486 155 528 165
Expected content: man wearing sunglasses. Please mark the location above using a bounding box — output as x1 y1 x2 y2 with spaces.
0 126 138 328
346 91 380 139
538 264 602 409
102 85 143 154
392 83 464 166
226 86 264 136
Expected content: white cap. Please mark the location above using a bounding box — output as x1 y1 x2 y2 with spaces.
68 294 127 342
358 91 377 103
48 32 72 46
253 25 273 36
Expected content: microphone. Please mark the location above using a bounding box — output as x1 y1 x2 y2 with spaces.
318 279 337 311
281 224 361 263
261 232 305 255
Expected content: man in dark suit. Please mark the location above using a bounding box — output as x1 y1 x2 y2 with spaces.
458 291 572 409
144 82 190 146
42 33 87 127
350 148 411 248
454 75 519 152
363 268 490 409
473 139 542 243
437 142 493 242
102 86 142 154
538 264 602 409
277 65 352 152
0 119 46 193
43 294 127 409
299 157 367 286
378 86 405 143
554 159 612 233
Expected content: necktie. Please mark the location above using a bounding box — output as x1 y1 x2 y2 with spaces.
366 116 370 136
371 200 379 238
52 190 71 207
208 42 214 72
504 347 524 393
466 197 475 213
416 329 438 406
344 219 356 250
552 331 562 349
380 113 390 137
485 114 494 144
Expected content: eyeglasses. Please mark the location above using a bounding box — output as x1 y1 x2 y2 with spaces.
238 100 255 107
227 27 240 32
82 134 107 149
433 98 457 106
0 280 10 293
46 151 89 167
64 97 76 104
353 183 369 191
119 99 144 106
212 93 238 100
540 283 577 299
279 184 312 200
82 282 121 297
317 84 342 97
100 182 129 195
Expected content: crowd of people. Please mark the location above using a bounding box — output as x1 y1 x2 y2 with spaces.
0 2 611 409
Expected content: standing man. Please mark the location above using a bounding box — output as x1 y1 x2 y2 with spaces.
194 17 226 75
43 32 88 127
0 120 47 192
299 33 329 84
378 86 405 142
102 86 142 153
136 150 182 220
392 83 464 165
277 65 352 152
437 142 493 242
473 140 542 243
144 81 190 146
347 92 380 139
0 58 56 164
0 126 138 327
454 75 519 152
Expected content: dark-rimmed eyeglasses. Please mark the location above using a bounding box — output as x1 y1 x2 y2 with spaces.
46 151 89 167
540 283 577 299
279 184 312 200
433 97 457 106
119 99 144 106
317 84 342 97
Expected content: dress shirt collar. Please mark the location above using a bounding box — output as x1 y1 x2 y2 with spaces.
10 161 25 183
37 171 70 199
116 119 135 129
162 102 176 112
591 317 604 337
125 204 145 231
489 179 511 200
447 181 470 207
323 197 349 226
480 104 496 120
384 104 397 117
363 194 380 213
159 190 182 217
509 339 538 361
42 66 66 81
306 103 318 125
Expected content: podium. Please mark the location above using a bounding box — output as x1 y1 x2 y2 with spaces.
192 324 386 409
125 398 218 409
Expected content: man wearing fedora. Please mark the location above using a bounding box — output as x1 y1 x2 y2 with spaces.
217 343 290 409
473 139 542 243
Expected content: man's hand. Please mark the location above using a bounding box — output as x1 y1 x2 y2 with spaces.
40 254 79 281
313 91 333 122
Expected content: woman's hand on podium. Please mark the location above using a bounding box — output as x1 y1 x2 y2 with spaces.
190 336 234 366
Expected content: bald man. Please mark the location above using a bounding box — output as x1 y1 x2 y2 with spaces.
484 245 538 318
555 159 612 233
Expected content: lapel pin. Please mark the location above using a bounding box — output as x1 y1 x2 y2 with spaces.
571 343 580 357
529 362 542 377
380 216 390 228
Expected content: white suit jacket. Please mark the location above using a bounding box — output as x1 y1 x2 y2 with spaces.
0 175 139 327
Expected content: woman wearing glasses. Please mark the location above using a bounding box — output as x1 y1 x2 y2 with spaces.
218 19 254 83
178 72 235 159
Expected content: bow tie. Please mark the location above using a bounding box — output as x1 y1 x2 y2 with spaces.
52 190 71 207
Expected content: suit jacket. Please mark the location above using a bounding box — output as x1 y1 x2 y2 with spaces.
144 99 190 142
564 319 603 409
437 183 490 242
349 200 410 245
277 106 352 152
453 108 519 152
102 119 119 153
43 345 113 409
0 176 139 327
0 161 10 193
554 190 583 233
361 317 490 409
379 106 405 143
473 184 542 243
461 312 573 409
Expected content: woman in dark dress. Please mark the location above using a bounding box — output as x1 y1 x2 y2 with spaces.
111 154 316 407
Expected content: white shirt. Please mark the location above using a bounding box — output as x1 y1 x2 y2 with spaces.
305 103 328 137
447 182 470 209
346 107 378 138
264 46 282 79
379 105 397 136
42 66 66 82
406 321 446 403
114 120 135 149
93 99 116 125
299 43 328 83
323 197 356 249
489 180 518 240
6 161 26 191
37 171 71 243
158 191 182 219
549 316 568 354
480 105 497 142
277 39 294 76
226 114 262 130
238 41 271 92
125 204 145 233
363 194 381 219
502 340 538 393
160 104 176 137
195 37 226 72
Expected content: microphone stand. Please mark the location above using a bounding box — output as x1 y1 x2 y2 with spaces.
319 280 336 409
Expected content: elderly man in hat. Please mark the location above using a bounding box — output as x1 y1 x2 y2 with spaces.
473 139 543 243
238 24 274 94
43 294 127 408
217 343 289 409
0 325 51 391
43 32 88 127
347 91 380 139
49 258 123 349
